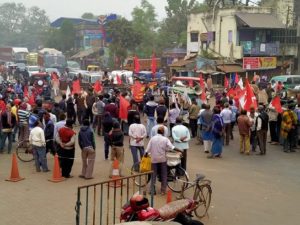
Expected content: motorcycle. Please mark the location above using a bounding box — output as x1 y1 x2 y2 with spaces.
120 194 204 225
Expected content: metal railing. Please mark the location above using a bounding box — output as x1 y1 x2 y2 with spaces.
75 171 154 225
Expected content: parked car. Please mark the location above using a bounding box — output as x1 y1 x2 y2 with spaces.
270 75 300 89
26 65 40 77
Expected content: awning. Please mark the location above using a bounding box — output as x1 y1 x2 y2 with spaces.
169 59 194 67
217 64 245 73
71 48 97 59
236 13 285 29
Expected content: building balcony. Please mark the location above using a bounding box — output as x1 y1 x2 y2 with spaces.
240 41 280 56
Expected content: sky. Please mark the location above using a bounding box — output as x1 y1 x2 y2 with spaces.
4 0 169 21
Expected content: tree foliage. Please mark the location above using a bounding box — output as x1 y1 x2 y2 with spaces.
131 0 158 57
81 12 96 19
0 2 49 49
106 18 142 67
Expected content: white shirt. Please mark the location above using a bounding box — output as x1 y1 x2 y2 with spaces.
172 124 191 150
29 127 46 147
146 134 175 163
150 124 169 138
220 108 232 124
129 123 147 146
53 120 66 139
247 112 258 131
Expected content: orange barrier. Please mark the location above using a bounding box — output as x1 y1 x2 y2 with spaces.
48 154 65 182
166 189 172 203
6 153 25 182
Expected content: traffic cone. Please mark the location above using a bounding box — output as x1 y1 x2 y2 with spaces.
166 189 172 203
6 153 25 182
109 158 121 188
48 154 65 182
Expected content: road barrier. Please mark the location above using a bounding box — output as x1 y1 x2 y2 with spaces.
75 171 154 225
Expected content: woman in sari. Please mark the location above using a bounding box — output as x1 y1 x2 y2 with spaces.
208 106 224 158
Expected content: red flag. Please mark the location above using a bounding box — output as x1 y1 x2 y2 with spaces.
151 53 157 78
24 85 29 98
116 75 122 85
235 73 239 84
200 90 206 103
132 81 146 102
224 76 229 88
270 96 283 113
72 79 81 94
199 74 205 88
226 87 235 97
134 56 140 73
119 96 130 120
93 80 102 93
244 79 257 111
28 92 35 105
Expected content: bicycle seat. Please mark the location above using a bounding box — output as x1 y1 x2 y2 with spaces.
158 199 191 220
195 174 205 182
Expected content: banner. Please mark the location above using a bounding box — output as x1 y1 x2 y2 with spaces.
132 81 146 102
243 57 277 70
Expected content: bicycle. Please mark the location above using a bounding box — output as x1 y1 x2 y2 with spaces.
177 174 212 218
16 140 34 162
130 151 189 193
16 139 55 162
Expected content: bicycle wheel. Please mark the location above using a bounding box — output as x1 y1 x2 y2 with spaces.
167 166 189 193
130 162 151 187
194 184 212 218
16 141 34 162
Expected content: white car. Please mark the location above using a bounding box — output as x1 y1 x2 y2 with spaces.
26 66 40 77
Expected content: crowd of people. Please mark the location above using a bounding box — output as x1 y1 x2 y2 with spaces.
1 73 300 195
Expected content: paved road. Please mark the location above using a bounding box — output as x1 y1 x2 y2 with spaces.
0 127 299 225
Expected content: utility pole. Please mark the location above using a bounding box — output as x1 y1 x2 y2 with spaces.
282 6 290 72
297 16 300 73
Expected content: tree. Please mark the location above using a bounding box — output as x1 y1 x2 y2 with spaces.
131 0 158 57
106 18 142 68
0 2 50 49
45 20 75 52
81 12 96 19
157 0 206 48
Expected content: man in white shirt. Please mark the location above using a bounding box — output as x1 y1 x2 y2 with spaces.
150 116 168 138
172 117 191 171
146 126 175 195
220 103 232 145
128 115 147 167
29 121 49 172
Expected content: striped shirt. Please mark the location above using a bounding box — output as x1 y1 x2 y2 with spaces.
18 109 30 125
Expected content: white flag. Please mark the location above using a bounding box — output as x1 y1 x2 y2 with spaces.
238 78 244 89
66 85 71 97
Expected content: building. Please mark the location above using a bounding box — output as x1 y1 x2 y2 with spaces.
187 6 298 75
51 15 117 50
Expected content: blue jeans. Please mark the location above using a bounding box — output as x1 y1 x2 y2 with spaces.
130 146 144 169
32 145 48 172
146 117 156 137
1 132 13 153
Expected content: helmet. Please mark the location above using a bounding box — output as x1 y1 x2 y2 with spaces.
129 195 149 211
14 98 22 106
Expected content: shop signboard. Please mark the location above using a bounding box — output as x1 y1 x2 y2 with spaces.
243 57 277 70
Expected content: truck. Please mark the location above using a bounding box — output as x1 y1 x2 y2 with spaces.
123 57 161 71
37 48 67 72
0 47 29 63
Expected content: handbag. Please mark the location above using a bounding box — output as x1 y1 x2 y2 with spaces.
140 155 152 172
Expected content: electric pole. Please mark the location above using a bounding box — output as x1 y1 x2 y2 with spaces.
297 16 300 73
282 6 291 73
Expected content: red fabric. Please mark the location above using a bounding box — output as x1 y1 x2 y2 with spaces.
270 96 283 113
116 75 122 85
244 79 257 111
28 93 35 105
93 80 102 93
134 56 140 74
224 76 229 88
0 100 6 112
151 53 157 78
24 85 29 98
235 73 239 84
199 74 205 88
119 96 130 120
72 79 81 94
226 88 235 97
132 81 146 102
58 127 75 143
